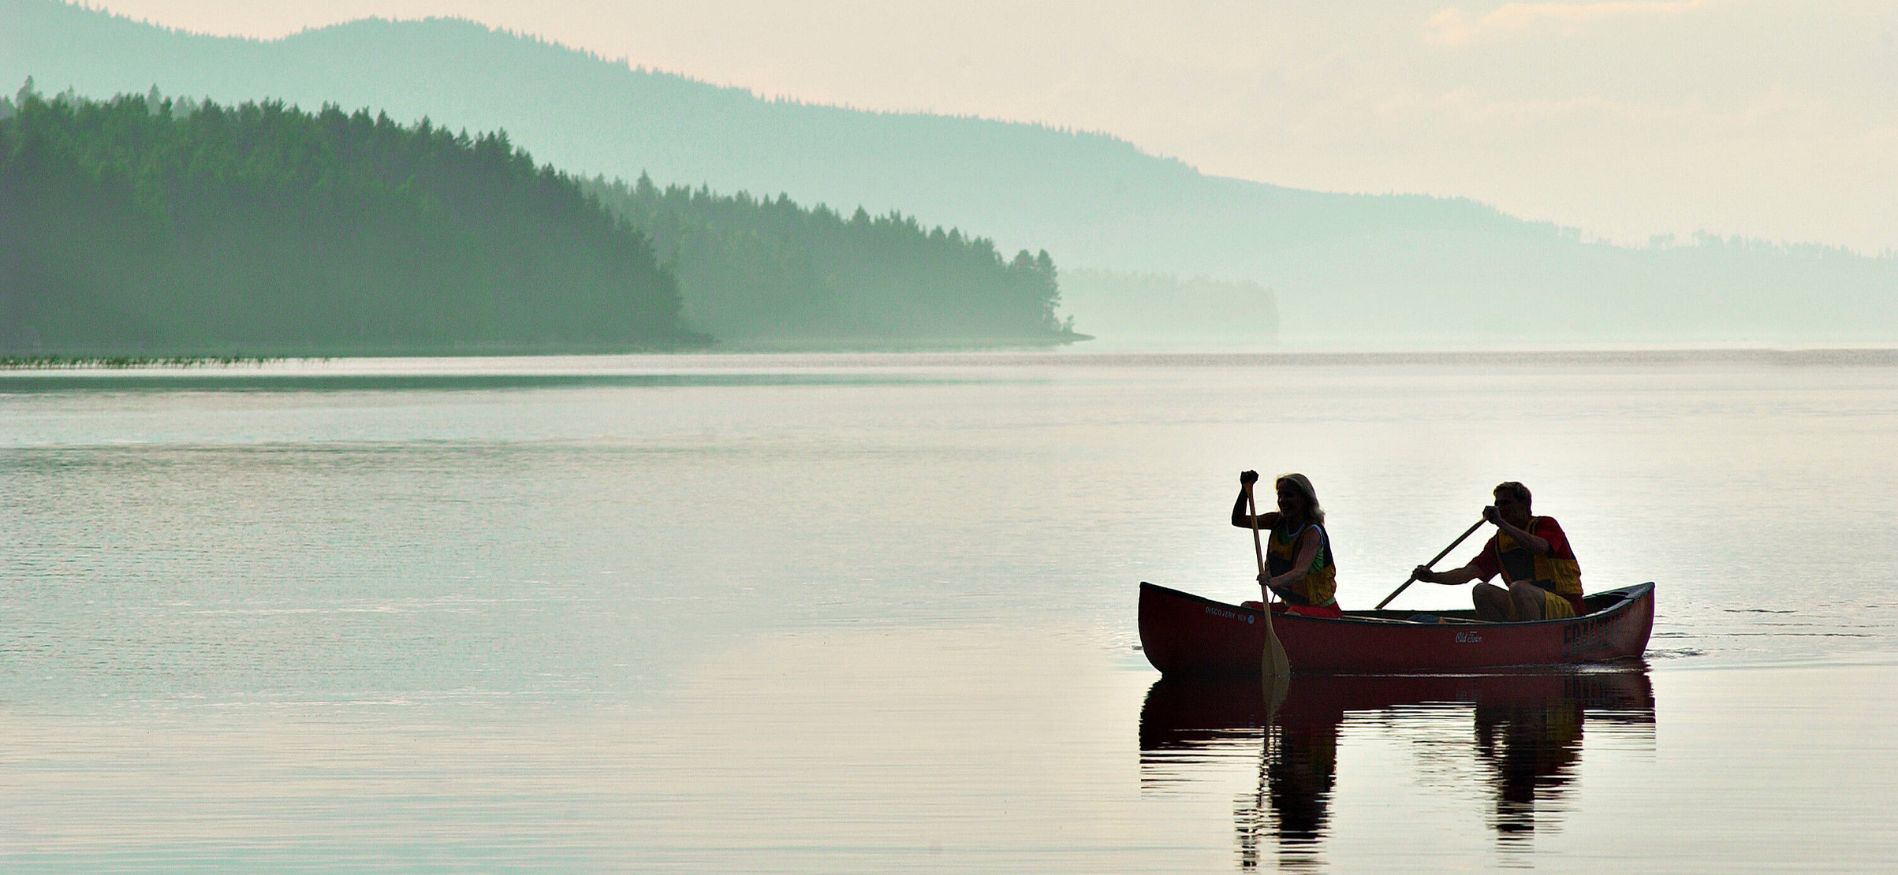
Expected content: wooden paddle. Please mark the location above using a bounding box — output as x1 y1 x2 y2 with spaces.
1373 517 1488 610
1245 484 1292 690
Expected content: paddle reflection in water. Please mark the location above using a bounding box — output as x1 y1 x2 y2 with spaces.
1139 668 1655 869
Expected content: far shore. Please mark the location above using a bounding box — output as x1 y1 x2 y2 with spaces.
1 355 301 370
0 333 1093 369
13 343 1898 372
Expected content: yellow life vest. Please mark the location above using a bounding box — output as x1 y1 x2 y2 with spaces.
1495 518 1582 599
1266 523 1338 607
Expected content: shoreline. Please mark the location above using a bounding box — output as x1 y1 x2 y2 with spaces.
0 335 1095 371
0 355 307 370
12 344 1898 373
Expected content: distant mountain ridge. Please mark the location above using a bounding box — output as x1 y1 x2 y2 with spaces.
6 0 1895 346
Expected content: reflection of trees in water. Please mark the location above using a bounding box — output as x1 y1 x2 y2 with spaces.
1140 669 1655 869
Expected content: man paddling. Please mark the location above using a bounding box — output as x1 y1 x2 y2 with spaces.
1412 482 1585 621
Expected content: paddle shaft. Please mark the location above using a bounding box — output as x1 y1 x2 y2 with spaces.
1245 485 1290 684
1374 517 1488 610
1245 486 1270 587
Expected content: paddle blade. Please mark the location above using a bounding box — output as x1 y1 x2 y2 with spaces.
1259 606 1291 690
1261 633 1290 707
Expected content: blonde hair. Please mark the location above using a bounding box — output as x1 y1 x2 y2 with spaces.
1276 473 1325 525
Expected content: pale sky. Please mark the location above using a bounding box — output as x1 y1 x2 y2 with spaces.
78 0 1898 253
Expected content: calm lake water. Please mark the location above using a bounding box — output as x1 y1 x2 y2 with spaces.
4 351 1897 871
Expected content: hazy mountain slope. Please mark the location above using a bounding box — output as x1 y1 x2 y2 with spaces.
1059 271 1279 350
7 0 1894 346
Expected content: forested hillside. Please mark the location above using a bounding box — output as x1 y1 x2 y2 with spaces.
0 86 1078 355
0 88 688 355
586 175 1072 344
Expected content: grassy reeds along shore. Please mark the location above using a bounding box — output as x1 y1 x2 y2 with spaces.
0 355 291 369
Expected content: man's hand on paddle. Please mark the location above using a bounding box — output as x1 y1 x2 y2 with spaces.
1417 560 1484 586
1481 504 1501 525
1240 470 1259 487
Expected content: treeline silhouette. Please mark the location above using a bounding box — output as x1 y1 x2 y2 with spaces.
587 175 1074 343
1 83 1077 355
0 85 688 355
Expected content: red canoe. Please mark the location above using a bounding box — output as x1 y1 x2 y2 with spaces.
1138 581 1655 675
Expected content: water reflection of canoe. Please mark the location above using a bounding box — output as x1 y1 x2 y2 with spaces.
1139 581 1655 675
1140 669 1657 858
1141 669 1656 751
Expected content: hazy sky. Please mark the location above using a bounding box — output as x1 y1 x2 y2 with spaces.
80 0 1898 252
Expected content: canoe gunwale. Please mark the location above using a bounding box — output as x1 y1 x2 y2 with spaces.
1137 581 1657 675
1140 580 1654 629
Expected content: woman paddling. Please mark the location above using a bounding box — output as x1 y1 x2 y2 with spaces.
1231 471 1343 618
